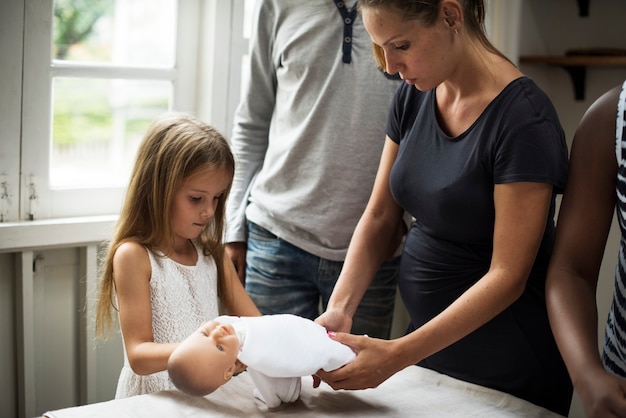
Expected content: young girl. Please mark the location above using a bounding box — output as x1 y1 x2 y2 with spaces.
95 112 260 398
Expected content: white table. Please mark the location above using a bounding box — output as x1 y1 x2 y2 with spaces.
44 365 563 417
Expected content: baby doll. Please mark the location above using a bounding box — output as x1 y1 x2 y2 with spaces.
167 313 356 407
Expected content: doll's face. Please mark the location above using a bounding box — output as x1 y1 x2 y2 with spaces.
195 321 242 357
168 321 243 395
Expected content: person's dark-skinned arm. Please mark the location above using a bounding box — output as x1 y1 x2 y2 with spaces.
546 85 626 418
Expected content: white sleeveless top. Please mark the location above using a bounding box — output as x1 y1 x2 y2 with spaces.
115 241 220 398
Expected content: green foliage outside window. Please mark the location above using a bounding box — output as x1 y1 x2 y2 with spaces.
53 0 113 60
51 1 167 149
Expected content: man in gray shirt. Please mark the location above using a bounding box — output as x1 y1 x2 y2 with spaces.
225 0 403 338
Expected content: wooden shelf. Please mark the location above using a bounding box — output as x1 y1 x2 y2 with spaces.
519 55 626 67
577 0 589 16
519 55 626 100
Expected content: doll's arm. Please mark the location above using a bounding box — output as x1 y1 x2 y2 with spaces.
246 369 300 408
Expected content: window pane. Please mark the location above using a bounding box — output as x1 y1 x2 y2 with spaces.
53 0 177 67
51 77 171 189
240 0 256 101
243 0 255 39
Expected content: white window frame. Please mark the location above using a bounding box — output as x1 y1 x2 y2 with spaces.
0 0 249 224
196 0 251 138
0 1 23 224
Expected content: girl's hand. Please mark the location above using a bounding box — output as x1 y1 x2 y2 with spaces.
315 332 406 390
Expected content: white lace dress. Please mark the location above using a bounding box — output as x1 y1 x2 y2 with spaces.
115 241 220 398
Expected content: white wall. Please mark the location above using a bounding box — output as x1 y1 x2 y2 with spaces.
0 219 123 418
519 0 626 139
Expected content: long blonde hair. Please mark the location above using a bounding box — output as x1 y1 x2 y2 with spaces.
95 112 235 338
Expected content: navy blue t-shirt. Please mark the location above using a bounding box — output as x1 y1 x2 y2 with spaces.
387 77 572 415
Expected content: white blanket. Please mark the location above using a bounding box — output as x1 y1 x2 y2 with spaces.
221 314 356 377
44 365 564 417
218 314 356 407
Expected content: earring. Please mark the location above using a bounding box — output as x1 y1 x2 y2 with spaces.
454 28 459 35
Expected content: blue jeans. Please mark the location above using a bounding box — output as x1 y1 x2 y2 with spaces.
245 221 400 339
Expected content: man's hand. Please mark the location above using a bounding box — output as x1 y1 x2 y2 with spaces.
225 242 247 284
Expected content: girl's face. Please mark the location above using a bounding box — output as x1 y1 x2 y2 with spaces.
170 166 231 242
362 6 452 92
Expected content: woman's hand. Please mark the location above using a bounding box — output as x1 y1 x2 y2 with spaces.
315 332 407 390
315 308 353 334
312 310 353 389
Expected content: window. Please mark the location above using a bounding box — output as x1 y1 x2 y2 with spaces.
49 0 177 190
0 0 251 222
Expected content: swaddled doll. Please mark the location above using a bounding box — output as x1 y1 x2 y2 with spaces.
167 313 356 407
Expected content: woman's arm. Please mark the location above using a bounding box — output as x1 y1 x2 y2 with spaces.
317 137 404 332
546 85 626 418
114 241 178 375
318 179 554 390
